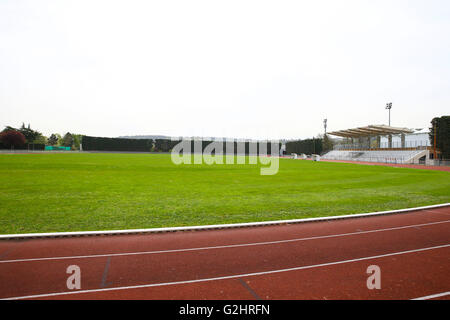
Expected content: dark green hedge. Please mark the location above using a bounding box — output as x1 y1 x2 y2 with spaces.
81 136 153 152
285 138 323 155
429 116 450 159
154 139 181 152
80 136 281 154
155 139 280 155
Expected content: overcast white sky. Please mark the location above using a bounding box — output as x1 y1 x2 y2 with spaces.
1 0 449 140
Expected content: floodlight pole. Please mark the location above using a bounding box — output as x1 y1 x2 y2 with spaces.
385 103 392 126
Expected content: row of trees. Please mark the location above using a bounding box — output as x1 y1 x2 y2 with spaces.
0 124 336 154
2 123 45 144
0 123 45 149
3 117 447 156
0 123 81 150
47 132 82 149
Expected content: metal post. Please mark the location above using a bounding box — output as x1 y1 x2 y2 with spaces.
386 102 392 126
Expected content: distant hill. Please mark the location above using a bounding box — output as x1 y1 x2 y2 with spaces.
118 135 172 140
118 135 285 142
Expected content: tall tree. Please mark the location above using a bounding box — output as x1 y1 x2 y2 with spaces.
322 134 334 153
0 130 26 148
16 123 41 143
2 126 17 132
71 134 82 150
429 116 450 159
33 134 48 144
48 134 58 146
62 132 74 148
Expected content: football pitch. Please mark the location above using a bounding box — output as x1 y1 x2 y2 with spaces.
0 153 449 234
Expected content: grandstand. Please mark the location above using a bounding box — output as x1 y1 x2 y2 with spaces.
323 125 430 164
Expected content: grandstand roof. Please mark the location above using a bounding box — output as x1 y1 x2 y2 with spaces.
328 125 415 138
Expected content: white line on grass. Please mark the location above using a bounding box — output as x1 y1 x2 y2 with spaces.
3 244 449 300
0 219 449 264
1 203 448 240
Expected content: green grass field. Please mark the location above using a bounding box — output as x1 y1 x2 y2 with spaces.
0 153 449 234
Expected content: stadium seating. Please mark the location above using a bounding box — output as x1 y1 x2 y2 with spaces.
322 149 427 164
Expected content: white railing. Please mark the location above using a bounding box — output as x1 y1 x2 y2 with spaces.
334 140 430 150
323 155 407 164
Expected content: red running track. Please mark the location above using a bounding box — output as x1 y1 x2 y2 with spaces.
0 206 449 300
320 159 450 172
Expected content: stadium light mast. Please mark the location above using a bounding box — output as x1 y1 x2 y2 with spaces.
385 102 392 126
323 119 327 135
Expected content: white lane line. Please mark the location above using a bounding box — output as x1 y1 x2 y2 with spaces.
1 203 448 240
411 291 450 300
1 219 449 265
3 244 450 300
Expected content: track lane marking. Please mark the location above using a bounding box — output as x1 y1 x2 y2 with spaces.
1 219 449 264
3 244 449 300
238 278 261 300
100 257 112 288
411 291 450 300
